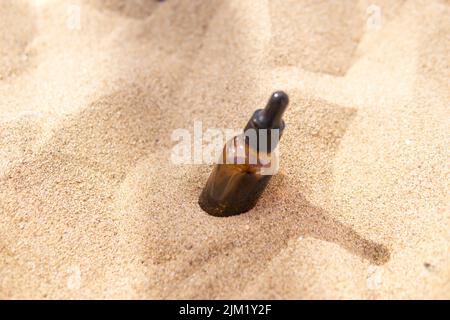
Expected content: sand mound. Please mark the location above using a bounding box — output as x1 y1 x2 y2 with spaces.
0 0 449 299
0 0 36 79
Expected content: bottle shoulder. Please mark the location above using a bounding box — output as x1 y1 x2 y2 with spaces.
220 134 278 174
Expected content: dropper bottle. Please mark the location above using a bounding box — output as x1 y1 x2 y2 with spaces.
199 91 289 217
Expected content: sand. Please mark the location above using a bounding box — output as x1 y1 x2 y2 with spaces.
0 0 449 299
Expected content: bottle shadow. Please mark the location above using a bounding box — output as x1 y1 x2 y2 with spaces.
259 173 390 266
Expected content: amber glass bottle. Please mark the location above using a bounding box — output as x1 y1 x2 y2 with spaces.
199 91 289 217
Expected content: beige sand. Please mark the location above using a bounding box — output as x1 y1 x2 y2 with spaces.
0 0 449 299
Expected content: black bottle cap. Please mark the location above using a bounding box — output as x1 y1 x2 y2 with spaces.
244 91 289 152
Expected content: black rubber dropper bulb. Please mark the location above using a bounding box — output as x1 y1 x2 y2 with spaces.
244 91 289 152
